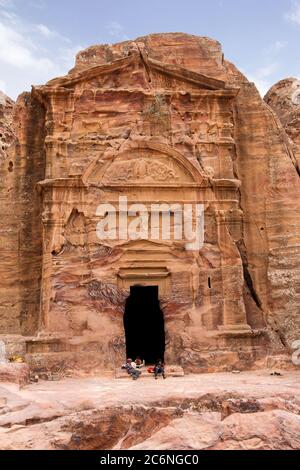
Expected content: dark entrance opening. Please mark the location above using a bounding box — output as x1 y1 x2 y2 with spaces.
124 285 165 364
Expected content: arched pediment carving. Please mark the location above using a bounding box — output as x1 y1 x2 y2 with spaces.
83 142 206 187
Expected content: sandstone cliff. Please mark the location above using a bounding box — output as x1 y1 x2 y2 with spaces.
0 91 45 335
265 77 300 174
0 91 14 162
0 34 299 371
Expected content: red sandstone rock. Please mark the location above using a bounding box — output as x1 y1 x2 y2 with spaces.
265 77 300 172
0 372 300 450
0 363 30 387
0 91 14 163
0 33 299 373
130 410 300 450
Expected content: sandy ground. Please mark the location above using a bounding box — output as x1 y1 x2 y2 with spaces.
14 370 300 408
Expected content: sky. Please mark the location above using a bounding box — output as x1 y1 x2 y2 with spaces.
0 0 300 100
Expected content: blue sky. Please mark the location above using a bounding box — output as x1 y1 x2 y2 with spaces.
0 0 300 99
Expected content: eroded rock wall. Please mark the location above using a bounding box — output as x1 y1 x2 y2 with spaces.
264 78 300 173
0 34 299 371
228 75 300 347
0 92 46 335
262 78 300 343
0 92 14 162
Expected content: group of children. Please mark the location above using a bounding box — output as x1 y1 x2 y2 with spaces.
121 357 166 380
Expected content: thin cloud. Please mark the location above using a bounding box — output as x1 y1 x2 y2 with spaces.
0 0 15 7
59 44 84 70
105 21 129 41
106 21 123 37
29 0 46 9
257 63 280 78
37 23 58 38
274 40 288 50
36 23 71 43
248 76 272 97
0 17 56 70
0 2 83 98
0 79 7 94
242 63 280 96
263 40 288 55
285 1 300 25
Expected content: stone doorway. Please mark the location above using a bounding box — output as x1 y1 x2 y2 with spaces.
123 285 165 364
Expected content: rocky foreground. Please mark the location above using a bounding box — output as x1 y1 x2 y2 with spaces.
1 371 300 450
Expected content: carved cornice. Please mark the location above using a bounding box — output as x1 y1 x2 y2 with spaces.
36 167 240 194
36 177 85 193
212 179 242 190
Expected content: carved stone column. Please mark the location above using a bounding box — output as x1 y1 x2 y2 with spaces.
37 182 70 331
215 210 251 333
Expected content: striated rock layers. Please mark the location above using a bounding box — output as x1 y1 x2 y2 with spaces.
0 33 299 373
265 77 300 174
0 91 14 162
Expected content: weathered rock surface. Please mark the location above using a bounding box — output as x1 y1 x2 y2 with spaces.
0 91 44 337
0 371 300 450
0 33 299 373
0 363 30 387
131 410 300 450
0 91 14 162
265 77 300 173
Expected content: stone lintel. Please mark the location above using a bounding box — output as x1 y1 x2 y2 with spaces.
217 324 254 337
212 179 242 190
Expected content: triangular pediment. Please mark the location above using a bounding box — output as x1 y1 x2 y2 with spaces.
35 51 238 96
147 56 225 90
